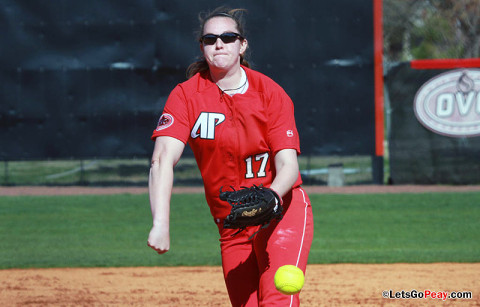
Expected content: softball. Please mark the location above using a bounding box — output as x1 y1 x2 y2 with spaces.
274 265 305 295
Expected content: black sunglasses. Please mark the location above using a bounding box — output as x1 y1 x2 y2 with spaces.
200 32 243 45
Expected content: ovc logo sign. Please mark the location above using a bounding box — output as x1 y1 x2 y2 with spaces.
414 69 480 137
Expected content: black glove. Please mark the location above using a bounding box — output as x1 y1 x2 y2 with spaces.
220 185 283 231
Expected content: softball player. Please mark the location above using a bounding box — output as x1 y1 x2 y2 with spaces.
148 7 314 306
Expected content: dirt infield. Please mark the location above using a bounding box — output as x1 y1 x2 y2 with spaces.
1 185 479 306
1 264 478 306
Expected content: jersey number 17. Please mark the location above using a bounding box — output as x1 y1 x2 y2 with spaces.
245 152 269 179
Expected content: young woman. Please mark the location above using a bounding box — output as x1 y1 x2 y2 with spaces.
147 7 314 306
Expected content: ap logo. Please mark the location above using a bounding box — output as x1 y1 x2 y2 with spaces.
191 112 225 139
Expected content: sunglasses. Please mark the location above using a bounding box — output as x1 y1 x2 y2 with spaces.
200 32 243 45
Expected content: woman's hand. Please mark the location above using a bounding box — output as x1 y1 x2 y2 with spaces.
147 224 170 254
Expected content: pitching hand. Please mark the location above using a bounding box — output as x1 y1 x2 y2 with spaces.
147 224 170 254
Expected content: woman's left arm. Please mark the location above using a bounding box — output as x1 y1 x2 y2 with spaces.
269 149 300 198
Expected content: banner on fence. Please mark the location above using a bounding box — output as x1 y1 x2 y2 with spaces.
386 59 480 184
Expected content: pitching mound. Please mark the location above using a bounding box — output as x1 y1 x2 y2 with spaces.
1 263 478 306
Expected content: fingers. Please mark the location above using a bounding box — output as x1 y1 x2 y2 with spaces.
147 225 170 254
147 241 169 254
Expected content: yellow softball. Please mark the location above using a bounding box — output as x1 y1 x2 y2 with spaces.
274 265 305 295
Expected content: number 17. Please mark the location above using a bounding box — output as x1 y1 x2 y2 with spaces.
245 152 269 179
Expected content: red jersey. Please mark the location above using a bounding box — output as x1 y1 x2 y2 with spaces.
152 66 302 219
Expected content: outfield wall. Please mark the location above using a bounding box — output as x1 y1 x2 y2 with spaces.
0 1 376 161
386 60 480 184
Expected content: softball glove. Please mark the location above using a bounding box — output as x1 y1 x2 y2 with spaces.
220 185 283 231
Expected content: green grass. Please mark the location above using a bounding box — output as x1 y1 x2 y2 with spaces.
0 194 220 268
0 192 479 269
311 193 480 263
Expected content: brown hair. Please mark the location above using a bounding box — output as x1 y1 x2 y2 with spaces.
186 7 250 79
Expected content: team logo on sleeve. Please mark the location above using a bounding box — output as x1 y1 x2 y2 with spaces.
286 130 294 137
155 113 174 131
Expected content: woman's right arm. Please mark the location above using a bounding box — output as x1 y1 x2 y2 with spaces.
147 136 185 254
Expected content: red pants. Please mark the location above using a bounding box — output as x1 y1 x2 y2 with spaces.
216 187 314 307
